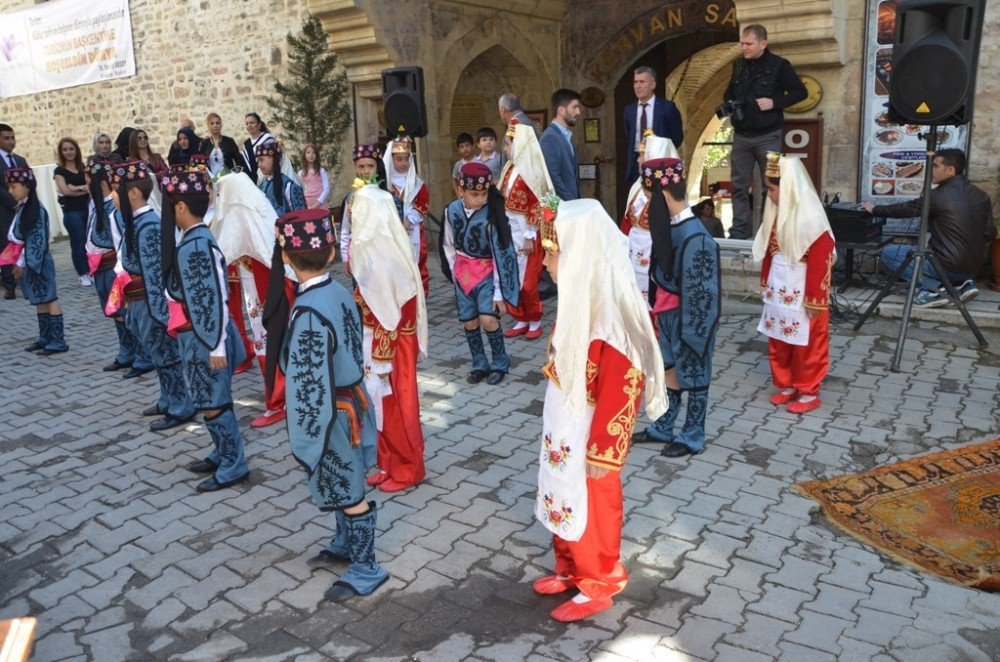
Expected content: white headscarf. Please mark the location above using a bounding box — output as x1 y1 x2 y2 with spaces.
550 199 667 420
349 184 428 358
508 123 552 198
752 156 835 264
209 172 279 266
626 136 679 210
382 140 422 208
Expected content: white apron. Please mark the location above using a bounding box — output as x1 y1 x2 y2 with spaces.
757 251 810 346
627 226 652 308
361 325 392 431
535 376 593 542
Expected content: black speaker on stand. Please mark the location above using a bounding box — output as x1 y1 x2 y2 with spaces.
382 66 428 138
854 0 988 369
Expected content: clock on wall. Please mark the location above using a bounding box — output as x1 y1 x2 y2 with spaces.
786 75 822 113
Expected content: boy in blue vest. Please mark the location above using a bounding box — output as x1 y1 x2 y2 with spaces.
264 208 387 601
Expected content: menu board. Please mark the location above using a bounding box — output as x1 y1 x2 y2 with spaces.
859 0 970 206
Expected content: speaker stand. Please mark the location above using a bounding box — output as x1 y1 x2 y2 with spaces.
852 125 988 372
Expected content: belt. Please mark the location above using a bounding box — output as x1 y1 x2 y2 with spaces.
97 250 117 272
123 275 147 301
335 384 368 448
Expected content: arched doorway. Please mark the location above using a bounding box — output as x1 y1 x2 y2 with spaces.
613 30 739 216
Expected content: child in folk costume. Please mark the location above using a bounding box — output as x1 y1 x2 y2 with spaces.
383 136 430 295
114 160 195 432
210 168 296 429
339 144 405 274
84 158 144 372
264 208 388 602
4 168 69 354
257 140 306 216
632 158 721 458
619 131 680 306
161 165 250 492
347 184 429 493
532 198 667 622
753 153 835 414
499 119 552 341
441 162 521 386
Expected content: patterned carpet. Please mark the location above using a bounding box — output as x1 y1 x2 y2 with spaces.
798 436 1000 590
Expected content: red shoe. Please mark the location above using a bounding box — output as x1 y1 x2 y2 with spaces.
233 356 255 375
787 397 821 414
524 326 544 340
550 596 613 622
379 479 413 493
504 326 528 338
366 470 389 486
251 409 286 428
770 389 798 405
532 575 574 595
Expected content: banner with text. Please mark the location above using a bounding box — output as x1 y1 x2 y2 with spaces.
0 0 135 98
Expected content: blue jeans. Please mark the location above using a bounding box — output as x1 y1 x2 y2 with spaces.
61 209 89 276
881 244 970 292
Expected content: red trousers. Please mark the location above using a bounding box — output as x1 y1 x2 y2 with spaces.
418 225 430 296
226 259 295 412
552 470 628 600
506 235 543 323
769 309 829 396
377 326 426 486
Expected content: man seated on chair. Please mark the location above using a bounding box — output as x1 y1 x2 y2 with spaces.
864 149 993 308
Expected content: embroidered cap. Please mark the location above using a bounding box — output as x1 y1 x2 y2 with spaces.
275 208 336 253
161 167 212 200
765 151 782 179
353 143 381 162
641 157 684 190
391 136 413 154
110 160 152 187
458 162 492 191
255 140 282 158
4 167 34 186
189 152 210 168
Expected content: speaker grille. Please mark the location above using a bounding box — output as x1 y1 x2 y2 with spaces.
890 39 968 122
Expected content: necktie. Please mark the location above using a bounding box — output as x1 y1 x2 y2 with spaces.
639 103 648 144
6 154 14 168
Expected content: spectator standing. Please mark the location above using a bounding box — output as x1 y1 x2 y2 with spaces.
695 198 725 238
498 93 538 134
169 127 199 167
89 132 121 163
451 133 475 199
298 143 331 209
473 127 502 182
198 113 243 177
241 112 274 182
1 123 29 298
113 128 135 161
724 24 807 239
539 89 582 201
622 67 684 184
128 129 168 180
166 117 201 166
53 137 92 285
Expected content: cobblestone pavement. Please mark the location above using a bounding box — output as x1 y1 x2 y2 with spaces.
2 241 999 662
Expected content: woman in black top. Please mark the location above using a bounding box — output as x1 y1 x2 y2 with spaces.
53 137 91 285
199 113 243 176
169 127 199 166
241 112 274 182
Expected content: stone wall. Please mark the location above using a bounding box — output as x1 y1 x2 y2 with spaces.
0 0 356 198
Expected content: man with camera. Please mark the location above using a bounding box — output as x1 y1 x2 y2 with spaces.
722 24 807 239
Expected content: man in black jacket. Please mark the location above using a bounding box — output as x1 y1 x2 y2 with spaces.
724 25 806 239
865 149 994 308
0 123 29 299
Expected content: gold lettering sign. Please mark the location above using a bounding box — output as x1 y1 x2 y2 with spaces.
585 1 739 84
450 95 486 138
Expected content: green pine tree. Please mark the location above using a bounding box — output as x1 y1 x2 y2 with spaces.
268 16 352 173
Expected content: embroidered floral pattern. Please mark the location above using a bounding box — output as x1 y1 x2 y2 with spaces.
778 285 802 307
541 493 574 530
542 433 571 471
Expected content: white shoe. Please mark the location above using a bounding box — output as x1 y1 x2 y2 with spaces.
80 275 93 287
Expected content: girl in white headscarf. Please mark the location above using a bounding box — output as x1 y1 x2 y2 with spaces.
531 198 666 623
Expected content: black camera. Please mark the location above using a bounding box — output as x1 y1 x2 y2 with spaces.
715 99 746 123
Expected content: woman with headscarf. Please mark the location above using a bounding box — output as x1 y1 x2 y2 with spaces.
530 197 665 622
113 127 134 161
169 127 198 167
90 132 122 164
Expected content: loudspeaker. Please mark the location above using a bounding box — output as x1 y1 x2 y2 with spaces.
382 66 428 138
888 0 985 125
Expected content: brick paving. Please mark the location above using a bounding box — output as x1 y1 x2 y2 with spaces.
2 240 1000 662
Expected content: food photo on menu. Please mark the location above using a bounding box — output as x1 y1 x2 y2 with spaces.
877 0 899 44
871 179 895 197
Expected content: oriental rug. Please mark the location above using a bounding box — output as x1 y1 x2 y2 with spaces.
797 436 1000 590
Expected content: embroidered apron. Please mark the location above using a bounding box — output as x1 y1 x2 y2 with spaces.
758 251 810 346
628 226 653 307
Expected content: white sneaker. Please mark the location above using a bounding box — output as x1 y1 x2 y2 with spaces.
80 275 93 287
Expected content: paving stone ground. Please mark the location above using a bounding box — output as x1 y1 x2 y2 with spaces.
2 240 1000 662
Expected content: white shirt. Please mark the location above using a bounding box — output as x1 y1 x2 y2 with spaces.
671 207 695 226
634 97 656 151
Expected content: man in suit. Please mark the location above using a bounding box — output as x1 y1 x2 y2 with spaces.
498 93 539 169
0 123 29 299
539 89 582 202
623 67 684 185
